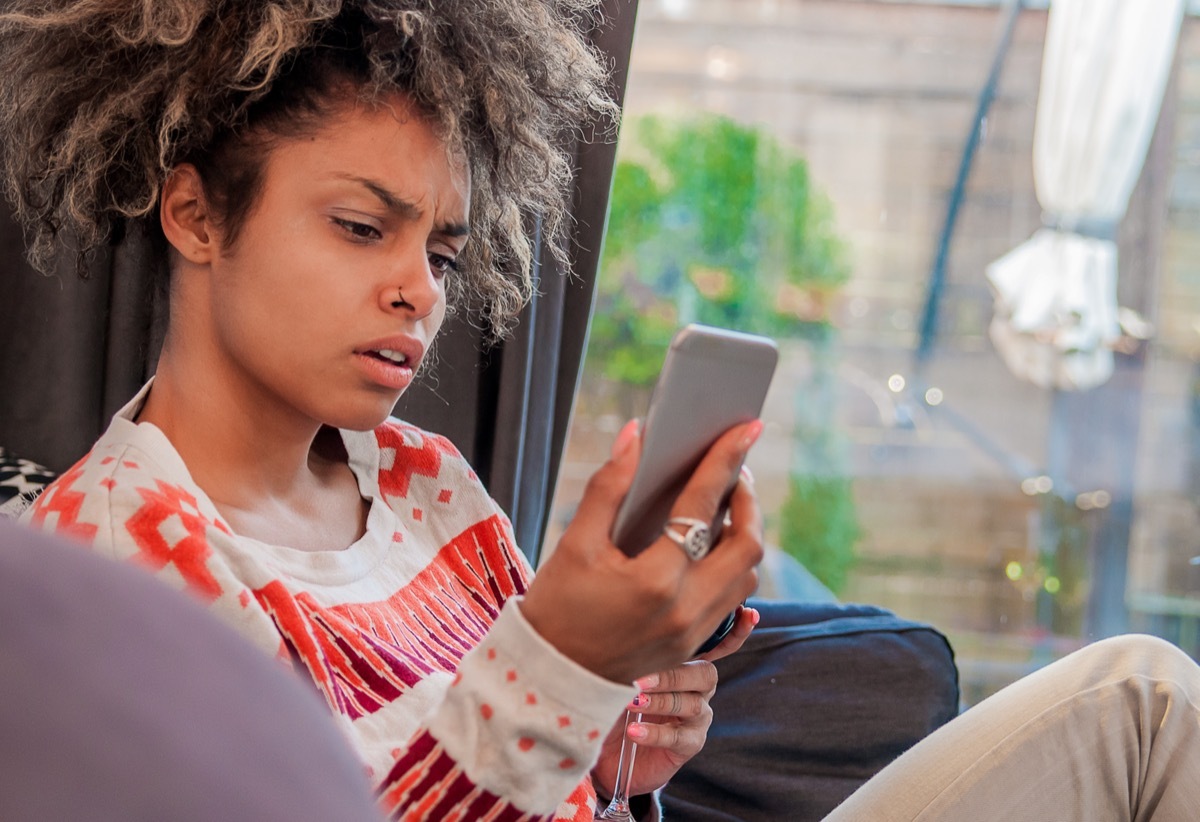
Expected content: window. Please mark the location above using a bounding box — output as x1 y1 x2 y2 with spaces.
548 0 1200 705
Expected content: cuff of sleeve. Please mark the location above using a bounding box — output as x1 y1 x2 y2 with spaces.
427 598 636 814
505 596 637 721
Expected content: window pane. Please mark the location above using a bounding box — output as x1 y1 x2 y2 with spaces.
547 0 1200 706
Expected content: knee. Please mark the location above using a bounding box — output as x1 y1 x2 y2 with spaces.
1077 633 1196 681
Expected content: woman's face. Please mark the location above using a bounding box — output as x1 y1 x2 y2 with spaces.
199 92 469 431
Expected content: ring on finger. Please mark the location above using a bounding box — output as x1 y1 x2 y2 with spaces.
662 516 712 561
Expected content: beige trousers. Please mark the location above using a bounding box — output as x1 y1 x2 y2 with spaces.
826 634 1200 822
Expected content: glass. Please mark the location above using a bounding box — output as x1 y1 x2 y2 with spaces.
549 0 1200 711
594 710 641 821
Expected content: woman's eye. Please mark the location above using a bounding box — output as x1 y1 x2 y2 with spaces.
429 253 459 278
333 217 382 242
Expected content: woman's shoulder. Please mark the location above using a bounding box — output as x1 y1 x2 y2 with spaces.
345 418 489 507
375 418 464 458
20 421 207 548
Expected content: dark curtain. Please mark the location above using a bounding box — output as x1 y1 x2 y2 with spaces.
0 0 639 563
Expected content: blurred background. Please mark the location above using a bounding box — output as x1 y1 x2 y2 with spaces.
545 0 1200 706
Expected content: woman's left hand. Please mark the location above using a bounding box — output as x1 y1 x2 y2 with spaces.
591 604 759 799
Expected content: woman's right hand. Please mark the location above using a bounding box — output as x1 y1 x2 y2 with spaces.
519 419 764 685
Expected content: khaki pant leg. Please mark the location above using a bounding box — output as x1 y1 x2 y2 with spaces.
826 634 1200 822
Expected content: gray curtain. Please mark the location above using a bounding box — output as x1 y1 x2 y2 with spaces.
0 0 639 563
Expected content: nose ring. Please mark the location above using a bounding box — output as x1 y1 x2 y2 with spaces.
392 287 406 308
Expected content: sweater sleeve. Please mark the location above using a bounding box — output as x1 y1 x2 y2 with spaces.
378 599 636 820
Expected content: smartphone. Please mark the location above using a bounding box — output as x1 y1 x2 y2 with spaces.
611 324 778 558
610 325 777 654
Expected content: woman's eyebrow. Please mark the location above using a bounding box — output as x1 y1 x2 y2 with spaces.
337 172 469 237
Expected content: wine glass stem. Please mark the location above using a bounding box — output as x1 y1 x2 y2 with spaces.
597 710 641 820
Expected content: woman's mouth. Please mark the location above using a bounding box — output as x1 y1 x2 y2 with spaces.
355 348 417 390
368 348 408 366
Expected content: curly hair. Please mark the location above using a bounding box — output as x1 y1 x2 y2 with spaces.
0 0 618 335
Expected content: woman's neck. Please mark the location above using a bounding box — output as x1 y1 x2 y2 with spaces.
138 346 369 551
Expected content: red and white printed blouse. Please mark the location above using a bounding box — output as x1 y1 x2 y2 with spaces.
23 382 635 821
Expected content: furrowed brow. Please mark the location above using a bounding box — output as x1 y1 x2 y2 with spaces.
339 174 422 220
439 221 470 239
339 173 468 238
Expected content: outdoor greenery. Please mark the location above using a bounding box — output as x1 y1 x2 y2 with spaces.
587 113 861 592
590 114 848 387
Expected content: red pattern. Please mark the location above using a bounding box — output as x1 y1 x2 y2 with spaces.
28 462 99 544
254 515 529 720
28 420 596 821
125 479 224 602
375 425 457 501
379 730 557 822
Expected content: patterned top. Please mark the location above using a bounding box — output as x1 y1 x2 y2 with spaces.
21 383 635 821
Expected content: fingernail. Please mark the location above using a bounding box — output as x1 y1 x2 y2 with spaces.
750 608 761 627
740 464 755 485
612 419 640 458
630 693 649 709
627 723 648 741
635 674 659 690
741 420 764 449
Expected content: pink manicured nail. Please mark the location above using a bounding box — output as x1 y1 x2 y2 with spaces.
630 693 649 709
627 723 648 741
611 419 639 458
740 464 755 485
635 674 659 691
750 608 761 627
741 420 764 448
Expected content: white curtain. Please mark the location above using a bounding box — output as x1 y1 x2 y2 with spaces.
986 0 1184 391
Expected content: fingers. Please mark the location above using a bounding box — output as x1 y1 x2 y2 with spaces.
632 688 708 720
559 419 641 558
690 475 764 596
627 714 709 756
697 605 759 663
633 657 715 696
636 420 763 575
666 420 763 530
625 662 716 752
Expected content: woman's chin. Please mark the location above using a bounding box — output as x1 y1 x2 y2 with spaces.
316 399 401 433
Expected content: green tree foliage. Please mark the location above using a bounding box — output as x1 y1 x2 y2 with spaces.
589 114 849 387
778 473 862 596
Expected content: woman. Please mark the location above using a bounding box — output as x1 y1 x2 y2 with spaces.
1 2 762 820
7 3 1200 822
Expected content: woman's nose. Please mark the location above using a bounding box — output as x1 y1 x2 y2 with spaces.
382 252 441 318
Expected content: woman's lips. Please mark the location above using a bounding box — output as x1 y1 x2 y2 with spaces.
352 335 425 390
355 350 416 390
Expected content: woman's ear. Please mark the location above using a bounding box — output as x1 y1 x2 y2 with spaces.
160 164 216 264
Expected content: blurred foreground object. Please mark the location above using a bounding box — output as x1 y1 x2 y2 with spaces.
0 519 381 822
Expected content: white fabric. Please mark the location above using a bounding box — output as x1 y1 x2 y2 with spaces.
986 0 1184 390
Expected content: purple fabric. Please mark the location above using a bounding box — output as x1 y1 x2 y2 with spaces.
0 519 382 822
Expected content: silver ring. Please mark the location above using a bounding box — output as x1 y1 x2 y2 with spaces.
662 517 712 561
